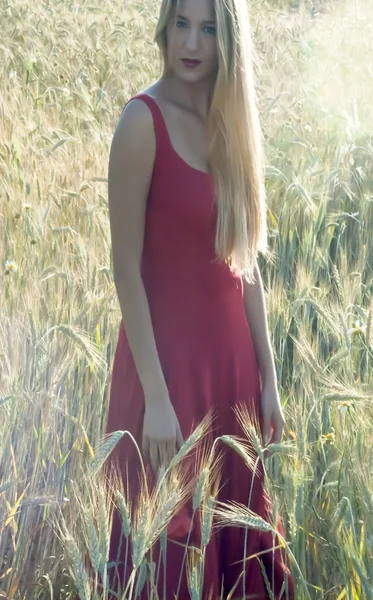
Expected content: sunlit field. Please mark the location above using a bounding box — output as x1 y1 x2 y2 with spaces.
1 0 373 597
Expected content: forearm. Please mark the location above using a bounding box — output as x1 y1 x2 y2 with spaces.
242 260 277 389
114 272 167 400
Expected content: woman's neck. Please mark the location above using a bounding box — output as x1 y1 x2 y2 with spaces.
160 73 215 119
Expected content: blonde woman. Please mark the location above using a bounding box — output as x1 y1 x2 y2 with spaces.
106 0 294 597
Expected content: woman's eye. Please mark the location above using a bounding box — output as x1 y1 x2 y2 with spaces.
204 26 216 35
176 20 187 28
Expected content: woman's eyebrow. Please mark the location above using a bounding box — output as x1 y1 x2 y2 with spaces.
177 14 215 24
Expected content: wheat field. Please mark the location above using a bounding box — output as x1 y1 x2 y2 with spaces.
1 0 373 597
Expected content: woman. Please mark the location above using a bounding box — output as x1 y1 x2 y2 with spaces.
106 0 295 598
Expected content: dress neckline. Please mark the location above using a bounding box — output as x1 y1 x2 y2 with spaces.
138 93 212 179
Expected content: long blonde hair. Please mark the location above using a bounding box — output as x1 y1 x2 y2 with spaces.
154 0 268 284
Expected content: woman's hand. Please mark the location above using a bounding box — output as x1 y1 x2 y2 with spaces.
142 392 184 476
260 382 286 448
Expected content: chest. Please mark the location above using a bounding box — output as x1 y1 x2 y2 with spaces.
148 154 216 239
163 106 210 175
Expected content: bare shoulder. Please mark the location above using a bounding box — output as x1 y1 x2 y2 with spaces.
108 97 156 178
109 80 167 162
115 97 154 141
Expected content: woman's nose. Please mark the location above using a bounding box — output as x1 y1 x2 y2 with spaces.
185 28 199 52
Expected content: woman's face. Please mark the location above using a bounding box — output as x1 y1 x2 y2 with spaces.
166 0 218 83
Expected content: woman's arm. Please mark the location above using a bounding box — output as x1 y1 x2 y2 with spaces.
108 99 168 401
242 258 277 390
108 100 188 468
243 259 286 445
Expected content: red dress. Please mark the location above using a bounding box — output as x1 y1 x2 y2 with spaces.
106 93 294 599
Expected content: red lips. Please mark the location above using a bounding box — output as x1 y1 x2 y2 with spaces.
181 58 201 68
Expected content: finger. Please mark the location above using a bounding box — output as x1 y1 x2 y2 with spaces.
148 439 161 473
157 441 169 468
149 439 173 474
163 440 177 465
262 414 271 447
272 416 284 444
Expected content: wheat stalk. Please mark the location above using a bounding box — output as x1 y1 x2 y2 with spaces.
63 533 91 600
88 430 125 477
98 487 110 575
192 467 209 511
166 409 215 472
366 304 372 348
259 557 276 600
331 263 343 303
233 403 265 461
213 500 273 532
131 501 150 569
201 495 215 548
134 559 148 598
186 548 203 600
115 489 131 538
331 496 349 534
220 434 257 471
147 489 183 544
83 507 100 573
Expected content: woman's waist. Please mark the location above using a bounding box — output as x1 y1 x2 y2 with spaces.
143 271 246 334
141 256 243 295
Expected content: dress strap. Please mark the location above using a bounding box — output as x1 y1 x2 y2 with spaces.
125 93 170 158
